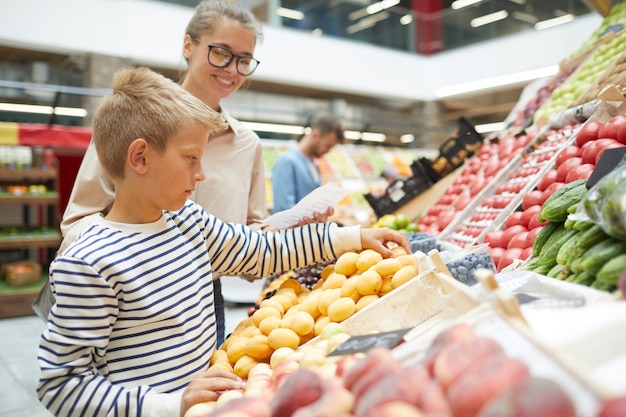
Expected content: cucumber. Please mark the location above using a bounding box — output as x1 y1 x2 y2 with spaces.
556 231 581 266
539 228 577 267
575 224 608 251
521 257 540 271
547 264 567 280
578 239 626 274
572 220 594 232
596 253 626 284
573 271 595 286
590 280 616 292
532 221 563 257
539 180 588 223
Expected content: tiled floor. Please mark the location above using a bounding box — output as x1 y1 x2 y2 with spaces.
0 303 253 417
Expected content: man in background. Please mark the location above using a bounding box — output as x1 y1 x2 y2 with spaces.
271 113 344 213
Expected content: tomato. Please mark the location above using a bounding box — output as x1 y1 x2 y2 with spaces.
501 225 528 247
490 247 505 267
526 226 543 247
565 163 596 182
528 214 549 230
522 190 544 211
598 115 626 141
556 157 582 182
520 247 534 261
576 121 602 146
504 211 525 229
498 247 524 271
596 141 626 165
617 123 626 145
454 194 473 211
555 145 581 167
469 176 488 197
437 210 457 229
507 231 530 250
542 182 566 203
537 169 557 191
520 205 542 228
484 230 505 249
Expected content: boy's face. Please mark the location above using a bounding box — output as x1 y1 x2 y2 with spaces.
149 122 208 212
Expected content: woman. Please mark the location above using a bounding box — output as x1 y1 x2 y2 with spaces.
56 0 265 347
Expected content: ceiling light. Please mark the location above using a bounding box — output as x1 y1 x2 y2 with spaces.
276 7 304 21
0 102 87 117
400 14 413 25
435 65 559 97
349 0 398 21
471 10 508 28
451 0 482 10
400 134 415 143
474 122 505 133
346 11 390 34
535 14 574 30
344 130 387 142
366 0 400 15
241 121 305 135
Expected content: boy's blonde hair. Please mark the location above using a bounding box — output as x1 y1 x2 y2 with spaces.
93 67 225 180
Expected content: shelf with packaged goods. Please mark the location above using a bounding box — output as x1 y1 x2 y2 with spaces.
0 164 60 318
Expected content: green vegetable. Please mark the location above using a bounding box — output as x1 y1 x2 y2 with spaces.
539 228 577 267
532 221 562 258
596 253 626 284
578 239 626 274
539 180 588 223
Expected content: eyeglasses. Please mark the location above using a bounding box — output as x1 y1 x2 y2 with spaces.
207 45 260 76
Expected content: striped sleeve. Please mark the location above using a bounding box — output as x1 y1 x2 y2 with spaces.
203 213 362 277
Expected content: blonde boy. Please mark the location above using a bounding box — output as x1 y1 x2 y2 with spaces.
37 67 409 417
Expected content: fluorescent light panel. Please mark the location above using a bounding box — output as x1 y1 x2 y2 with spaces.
471 10 508 27
535 14 574 30
435 65 559 97
242 121 305 135
276 7 304 21
451 0 482 10
0 102 87 117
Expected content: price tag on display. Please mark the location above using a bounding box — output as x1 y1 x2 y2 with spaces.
327 327 412 357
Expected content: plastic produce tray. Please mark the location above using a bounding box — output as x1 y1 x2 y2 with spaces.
438 124 579 247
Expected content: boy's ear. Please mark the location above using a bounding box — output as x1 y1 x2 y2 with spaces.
128 138 149 174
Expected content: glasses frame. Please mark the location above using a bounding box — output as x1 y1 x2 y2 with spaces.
207 44 260 76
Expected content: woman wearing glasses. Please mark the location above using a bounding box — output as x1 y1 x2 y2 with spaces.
54 1 290 348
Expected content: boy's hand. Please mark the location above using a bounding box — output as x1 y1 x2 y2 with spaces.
180 369 245 417
361 227 411 258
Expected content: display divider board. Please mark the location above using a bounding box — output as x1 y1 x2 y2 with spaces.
302 268 478 348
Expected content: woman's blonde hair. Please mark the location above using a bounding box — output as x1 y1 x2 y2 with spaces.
186 0 262 44
92 67 225 180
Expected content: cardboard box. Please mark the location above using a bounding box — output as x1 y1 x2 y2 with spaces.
2 260 41 287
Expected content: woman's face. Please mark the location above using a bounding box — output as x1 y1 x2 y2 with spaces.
183 18 257 110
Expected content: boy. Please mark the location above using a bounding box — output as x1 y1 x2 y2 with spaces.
37 67 410 417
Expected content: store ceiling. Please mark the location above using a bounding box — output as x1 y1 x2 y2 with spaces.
0 0 598 143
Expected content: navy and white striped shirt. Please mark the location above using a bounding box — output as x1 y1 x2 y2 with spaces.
37 199 360 417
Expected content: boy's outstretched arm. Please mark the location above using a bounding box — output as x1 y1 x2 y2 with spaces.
360 228 411 258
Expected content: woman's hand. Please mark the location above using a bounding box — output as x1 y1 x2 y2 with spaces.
360 227 411 258
180 369 245 417
294 206 335 227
